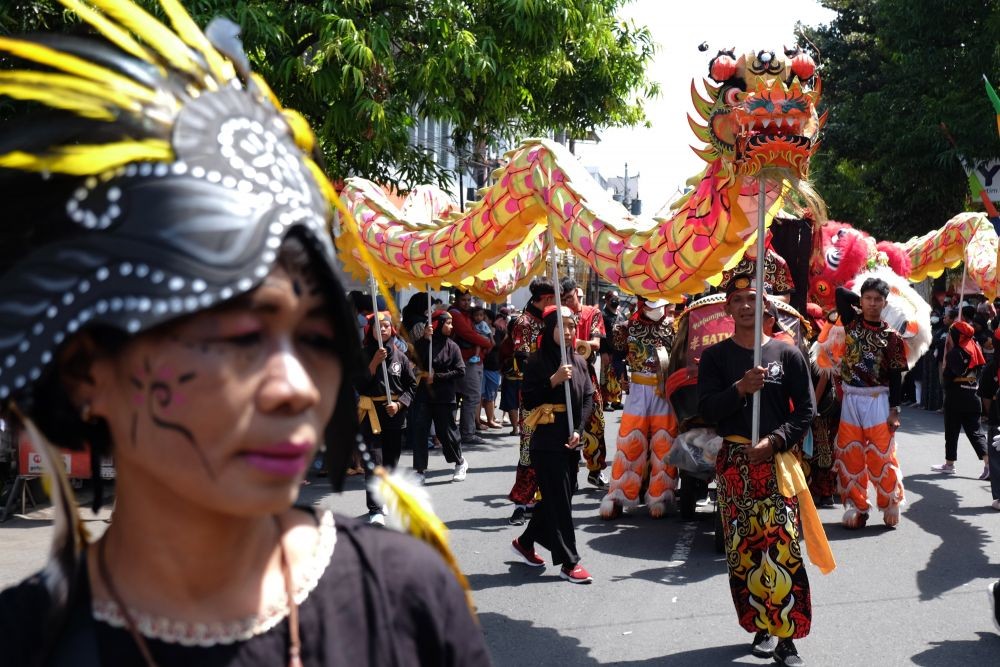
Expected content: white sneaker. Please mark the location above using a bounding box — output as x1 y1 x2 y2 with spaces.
368 512 385 526
453 459 469 482
414 471 426 486
992 499 1000 511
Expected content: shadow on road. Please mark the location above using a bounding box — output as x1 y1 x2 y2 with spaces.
821 520 896 542
482 610 754 667
910 631 1000 665
480 611 600 666
904 473 994 601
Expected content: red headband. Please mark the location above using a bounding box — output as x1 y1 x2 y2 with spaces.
431 309 452 332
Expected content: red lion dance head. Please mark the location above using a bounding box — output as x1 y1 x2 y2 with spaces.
809 221 911 312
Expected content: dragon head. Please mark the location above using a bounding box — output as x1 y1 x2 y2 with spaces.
689 47 824 182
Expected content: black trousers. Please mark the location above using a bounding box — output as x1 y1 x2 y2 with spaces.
944 392 986 462
361 403 405 513
519 448 581 568
411 401 464 473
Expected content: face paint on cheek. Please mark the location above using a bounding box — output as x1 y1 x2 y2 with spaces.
129 353 215 479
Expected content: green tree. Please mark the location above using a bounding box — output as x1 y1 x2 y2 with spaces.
0 0 657 191
803 0 1000 240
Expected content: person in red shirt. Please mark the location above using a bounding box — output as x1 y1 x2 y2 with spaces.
449 289 495 445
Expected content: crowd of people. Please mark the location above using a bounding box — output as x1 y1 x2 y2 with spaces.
341 269 1000 666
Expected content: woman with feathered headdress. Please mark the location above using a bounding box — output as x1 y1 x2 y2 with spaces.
0 2 489 665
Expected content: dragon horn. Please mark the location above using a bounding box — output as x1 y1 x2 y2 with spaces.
691 145 718 163
687 114 712 143
690 80 714 120
818 110 829 130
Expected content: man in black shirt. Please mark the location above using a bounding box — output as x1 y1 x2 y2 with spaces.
697 274 815 667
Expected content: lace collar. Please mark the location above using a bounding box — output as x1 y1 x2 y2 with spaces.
92 510 336 647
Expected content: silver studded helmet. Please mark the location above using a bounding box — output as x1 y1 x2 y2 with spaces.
0 1 361 481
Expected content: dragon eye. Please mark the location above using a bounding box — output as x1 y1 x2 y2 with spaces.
724 87 741 106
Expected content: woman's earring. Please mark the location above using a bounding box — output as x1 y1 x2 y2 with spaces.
80 403 94 424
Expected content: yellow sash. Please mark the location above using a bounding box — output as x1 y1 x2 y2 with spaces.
356 395 399 435
523 403 566 429
723 438 836 575
631 374 658 387
775 451 836 575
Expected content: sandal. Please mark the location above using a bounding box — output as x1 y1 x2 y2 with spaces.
346 466 365 476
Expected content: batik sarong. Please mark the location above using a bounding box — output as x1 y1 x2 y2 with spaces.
581 364 607 473
508 405 538 505
716 441 812 640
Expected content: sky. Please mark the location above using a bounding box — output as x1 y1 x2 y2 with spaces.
573 0 837 215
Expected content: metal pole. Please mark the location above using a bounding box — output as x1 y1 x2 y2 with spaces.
958 248 969 321
751 179 767 447
367 272 393 403
427 284 433 376
547 228 575 440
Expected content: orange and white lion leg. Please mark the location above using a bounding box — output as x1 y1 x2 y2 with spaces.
601 385 657 519
835 391 870 528
645 398 678 519
867 419 905 528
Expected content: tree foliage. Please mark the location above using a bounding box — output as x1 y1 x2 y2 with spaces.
803 0 1000 240
0 0 657 191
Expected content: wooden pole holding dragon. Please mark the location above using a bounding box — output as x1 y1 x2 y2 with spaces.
547 228 575 441
367 272 393 404
751 180 768 447
427 284 433 379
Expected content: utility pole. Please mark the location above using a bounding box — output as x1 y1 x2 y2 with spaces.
622 162 629 209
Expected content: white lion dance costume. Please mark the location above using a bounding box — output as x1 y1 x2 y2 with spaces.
601 299 676 519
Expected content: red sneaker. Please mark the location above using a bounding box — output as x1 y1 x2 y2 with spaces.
510 538 545 567
560 563 593 584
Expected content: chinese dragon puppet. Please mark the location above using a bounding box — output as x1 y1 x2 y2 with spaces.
335 47 826 303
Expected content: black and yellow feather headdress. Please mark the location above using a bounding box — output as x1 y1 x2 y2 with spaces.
0 0 470 625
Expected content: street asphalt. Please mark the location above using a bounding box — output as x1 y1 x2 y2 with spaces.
2 403 998 665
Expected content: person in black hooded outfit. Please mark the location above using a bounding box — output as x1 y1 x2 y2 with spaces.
510 306 595 583
412 310 469 483
356 311 418 524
